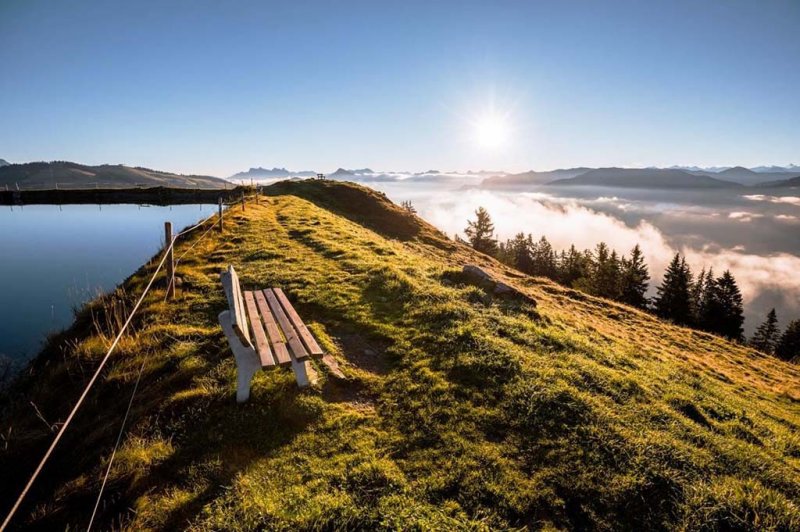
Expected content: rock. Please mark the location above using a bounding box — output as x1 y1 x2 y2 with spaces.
463 264 493 284
493 282 515 295
462 265 537 307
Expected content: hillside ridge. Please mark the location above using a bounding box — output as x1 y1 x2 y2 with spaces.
0 161 229 189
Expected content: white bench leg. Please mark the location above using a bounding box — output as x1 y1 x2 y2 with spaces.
219 311 261 402
291 358 318 388
235 362 260 402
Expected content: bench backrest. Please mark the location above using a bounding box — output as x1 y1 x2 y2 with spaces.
221 265 251 345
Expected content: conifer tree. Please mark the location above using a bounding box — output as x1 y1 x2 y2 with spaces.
750 308 779 354
531 236 557 279
464 207 498 255
775 320 800 363
586 242 621 299
654 253 693 325
504 233 534 274
705 270 744 341
689 266 706 325
619 244 649 309
558 244 586 286
401 200 417 214
697 268 718 331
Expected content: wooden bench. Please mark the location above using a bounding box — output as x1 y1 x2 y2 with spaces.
219 265 325 402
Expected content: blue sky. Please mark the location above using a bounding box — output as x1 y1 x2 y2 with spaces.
1 0 798 176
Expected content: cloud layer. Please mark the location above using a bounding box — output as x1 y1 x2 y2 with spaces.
387 186 800 333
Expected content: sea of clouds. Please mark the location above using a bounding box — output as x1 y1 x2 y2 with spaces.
366 179 800 335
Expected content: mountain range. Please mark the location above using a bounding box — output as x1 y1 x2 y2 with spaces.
548 168 742 188
248 164 800 189
0 161 229 189
482 165 800 189
229 167 317 180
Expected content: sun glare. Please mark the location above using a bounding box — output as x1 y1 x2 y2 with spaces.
472 112 511 150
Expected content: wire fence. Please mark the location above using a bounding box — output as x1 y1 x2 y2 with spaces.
1 182 235 191
0 190 261 531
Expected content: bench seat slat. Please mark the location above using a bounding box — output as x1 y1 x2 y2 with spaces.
273 288 324 357
254 290 292 366
263 288 309 361
243 291 275 368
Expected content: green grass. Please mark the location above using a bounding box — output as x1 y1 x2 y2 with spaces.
1 180 798 530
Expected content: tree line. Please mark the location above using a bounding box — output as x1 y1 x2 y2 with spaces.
461 206 800 362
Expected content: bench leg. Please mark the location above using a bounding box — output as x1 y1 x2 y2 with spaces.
291 358 318 388
235 361 260 402
219 311 261 402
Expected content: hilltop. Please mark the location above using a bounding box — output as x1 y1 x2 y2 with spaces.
0 161 229 190
1 180 798 530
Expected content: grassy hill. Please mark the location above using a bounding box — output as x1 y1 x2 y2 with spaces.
0 161 229 189
1 181 798 530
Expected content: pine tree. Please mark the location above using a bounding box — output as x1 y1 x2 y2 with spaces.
697 268 718 331
502 233 534 274
497 239 513 265
654 253 693 325
464 207 498 255
585 242 621 299
558 244 586 286
401 200 417 214
531 236 557 279
619 244 649 309
750 309 779 354
775 320 800 363
689 266 706 325
704 270 744 341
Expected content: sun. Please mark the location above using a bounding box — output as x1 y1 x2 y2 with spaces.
472 111 511 150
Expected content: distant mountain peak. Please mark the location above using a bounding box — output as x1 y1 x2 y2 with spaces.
721 166 755 174
330 168 355 177
0 159 10 167
229 167 315 179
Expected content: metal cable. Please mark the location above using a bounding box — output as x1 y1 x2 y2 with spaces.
86 356 147 531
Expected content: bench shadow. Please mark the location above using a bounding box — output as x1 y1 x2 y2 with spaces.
95 381 319 529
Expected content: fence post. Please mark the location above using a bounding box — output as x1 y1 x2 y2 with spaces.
241 191 245 212
164 222 175 300
218 197 224 233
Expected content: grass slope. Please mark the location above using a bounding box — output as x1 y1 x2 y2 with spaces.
1 180 799 530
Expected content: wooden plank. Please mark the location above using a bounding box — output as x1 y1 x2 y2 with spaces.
263 288 309 360
243 291 275 368
221 266 251 345
273 288 323 357
254 290 291 366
